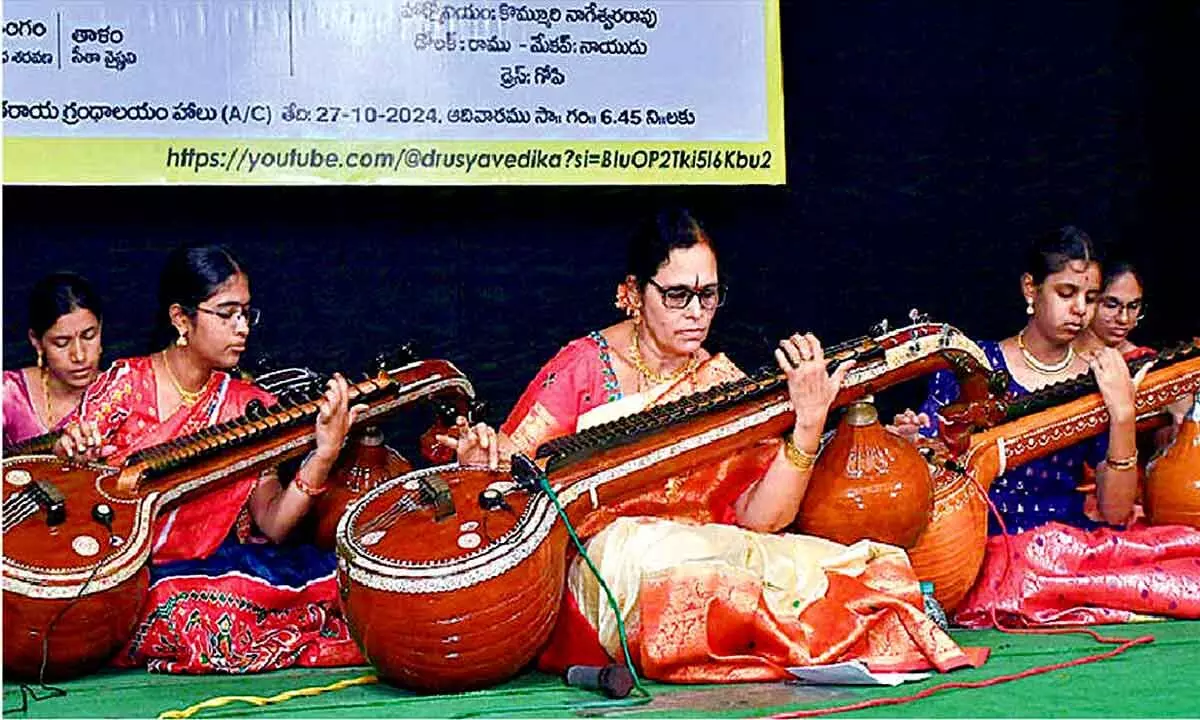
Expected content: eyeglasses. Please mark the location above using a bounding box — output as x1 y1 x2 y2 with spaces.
194 304 261 327
1098 297 1145 321
646 279 727 310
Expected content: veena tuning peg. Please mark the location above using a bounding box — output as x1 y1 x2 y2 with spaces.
908 308 931 325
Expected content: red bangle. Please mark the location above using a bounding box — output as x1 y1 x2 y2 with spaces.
293 475 327 497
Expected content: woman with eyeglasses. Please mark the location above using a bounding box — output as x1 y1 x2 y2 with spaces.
3 272 104 449
443 210 977 683
1074 261 1154 361
451 209 852 531
1072 260 1192 517
894 229 1200 629
1072 261 1151 522
892 227 1140 533
55 244 365 674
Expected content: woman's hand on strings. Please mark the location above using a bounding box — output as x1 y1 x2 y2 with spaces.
886 409 931 441
775 333 854 445
436 417 503 470
314 373 367 463
1082 347 1136 424
54 421 114 463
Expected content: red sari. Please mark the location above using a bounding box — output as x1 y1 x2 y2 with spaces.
504 333 979 682
74 357 363 673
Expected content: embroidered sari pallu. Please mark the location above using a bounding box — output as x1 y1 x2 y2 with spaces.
545 517 981 683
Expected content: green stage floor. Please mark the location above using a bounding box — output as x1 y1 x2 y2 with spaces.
4 622 1198 718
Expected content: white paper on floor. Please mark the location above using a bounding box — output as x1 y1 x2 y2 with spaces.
787 660 931 686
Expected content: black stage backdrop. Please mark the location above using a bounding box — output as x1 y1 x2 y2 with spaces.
4 1 1198 443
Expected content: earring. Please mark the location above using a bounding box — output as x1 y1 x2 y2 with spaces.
36 350 43 368
176 333 188 348
614 283 640 319
1025 298 1035 316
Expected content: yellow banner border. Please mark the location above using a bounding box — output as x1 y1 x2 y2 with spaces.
3 1 786 186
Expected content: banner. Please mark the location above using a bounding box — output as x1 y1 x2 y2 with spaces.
1 0 785 185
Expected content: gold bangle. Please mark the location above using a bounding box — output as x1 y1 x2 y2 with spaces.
1105 452 1138 472
784 434 819 473
292 474 328 497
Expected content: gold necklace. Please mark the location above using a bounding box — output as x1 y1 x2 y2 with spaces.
1017 330 1075 375
161 351 208 406
40 368 67 428
629 327 698 386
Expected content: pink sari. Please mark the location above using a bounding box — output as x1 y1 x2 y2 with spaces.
955 523 1200 627
2 368 71 448
75 356 363 673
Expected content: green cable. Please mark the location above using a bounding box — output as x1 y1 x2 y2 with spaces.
452 476 654 718
539 475 651 699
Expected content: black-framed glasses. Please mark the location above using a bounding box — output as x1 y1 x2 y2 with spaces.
194 304 261 327
1098 297 1145 321
646 279 727 310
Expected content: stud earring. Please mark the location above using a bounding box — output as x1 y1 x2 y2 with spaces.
177 333 189 348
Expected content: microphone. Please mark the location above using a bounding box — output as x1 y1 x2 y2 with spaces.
564 664 635 699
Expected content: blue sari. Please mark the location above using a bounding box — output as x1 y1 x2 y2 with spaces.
919 341 1107 535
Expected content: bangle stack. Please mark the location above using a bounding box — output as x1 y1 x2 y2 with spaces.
784 434 819 472
1105 452 1138 472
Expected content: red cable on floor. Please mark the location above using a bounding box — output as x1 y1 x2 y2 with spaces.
770 462 1158 719
770 633 1152 719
